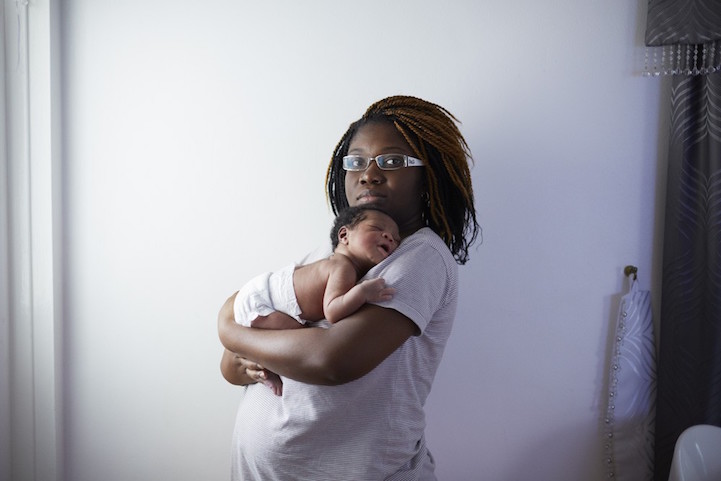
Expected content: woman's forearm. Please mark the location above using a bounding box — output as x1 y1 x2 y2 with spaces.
217 292 416 385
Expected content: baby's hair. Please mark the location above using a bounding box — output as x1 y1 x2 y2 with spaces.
330 205 395 251
325 95 480 265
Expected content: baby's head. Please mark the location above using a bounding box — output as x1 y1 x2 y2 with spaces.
330 206 400 264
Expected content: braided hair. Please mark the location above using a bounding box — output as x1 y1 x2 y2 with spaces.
325 95 480 265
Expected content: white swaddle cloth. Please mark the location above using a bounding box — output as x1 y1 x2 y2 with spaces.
233 264 304 326
603 275 656 481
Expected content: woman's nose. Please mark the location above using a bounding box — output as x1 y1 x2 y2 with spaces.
359 162 385 184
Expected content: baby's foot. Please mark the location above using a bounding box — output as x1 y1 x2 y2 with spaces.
261 371 283 396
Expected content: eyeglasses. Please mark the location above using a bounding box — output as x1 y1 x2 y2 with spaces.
342 154 425 171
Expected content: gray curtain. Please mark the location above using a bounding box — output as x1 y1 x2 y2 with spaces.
655 72 721 481
646 2 721 480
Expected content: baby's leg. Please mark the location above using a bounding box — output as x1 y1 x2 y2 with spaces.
232 268 304 396
247 312 303 396
250 311 306 329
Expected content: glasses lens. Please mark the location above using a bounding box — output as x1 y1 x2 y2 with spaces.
342 156 369 171
377 154 405 170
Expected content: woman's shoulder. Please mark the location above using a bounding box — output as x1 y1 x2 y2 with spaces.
369 227 459 320
404 227 445 245
380 228 458 280
399 228 456 262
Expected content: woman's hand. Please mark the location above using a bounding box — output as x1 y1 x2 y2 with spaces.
220 348 274 386
238 357 271 383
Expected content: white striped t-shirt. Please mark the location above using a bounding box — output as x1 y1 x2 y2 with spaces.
230 227 458 481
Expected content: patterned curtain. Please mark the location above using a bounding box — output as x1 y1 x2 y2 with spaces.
644 0 721 76
645 1 721 480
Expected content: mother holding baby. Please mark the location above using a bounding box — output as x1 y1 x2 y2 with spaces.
218 95 480 480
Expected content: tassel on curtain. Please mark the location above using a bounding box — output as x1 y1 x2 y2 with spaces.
644 41 721 76
643 1 721 480
643 0 721 76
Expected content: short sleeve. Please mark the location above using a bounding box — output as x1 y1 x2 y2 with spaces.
363 228 458 333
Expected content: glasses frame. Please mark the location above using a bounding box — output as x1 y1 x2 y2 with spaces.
342 153 425 172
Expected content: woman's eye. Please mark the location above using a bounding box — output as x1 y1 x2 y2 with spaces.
384 156 402 167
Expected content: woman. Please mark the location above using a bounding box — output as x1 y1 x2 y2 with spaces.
218 95 480 480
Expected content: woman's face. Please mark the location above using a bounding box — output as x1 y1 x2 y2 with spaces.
344 122 425 237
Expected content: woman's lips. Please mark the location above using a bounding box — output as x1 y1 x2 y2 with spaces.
357 190 385 203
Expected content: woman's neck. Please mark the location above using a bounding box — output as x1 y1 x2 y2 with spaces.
398 216 425 240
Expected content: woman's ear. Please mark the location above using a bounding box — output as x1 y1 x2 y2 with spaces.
338 226 349 245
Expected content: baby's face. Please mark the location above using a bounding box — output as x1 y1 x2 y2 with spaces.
345 210 401 265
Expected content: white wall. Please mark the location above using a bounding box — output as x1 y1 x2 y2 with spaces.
57 1 667 480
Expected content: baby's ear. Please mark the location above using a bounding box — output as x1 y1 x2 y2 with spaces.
337 226 349 245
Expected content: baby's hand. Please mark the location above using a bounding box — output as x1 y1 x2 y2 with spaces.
361 277 395 302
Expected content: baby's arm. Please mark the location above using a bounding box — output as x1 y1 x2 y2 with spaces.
323 266 395 323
